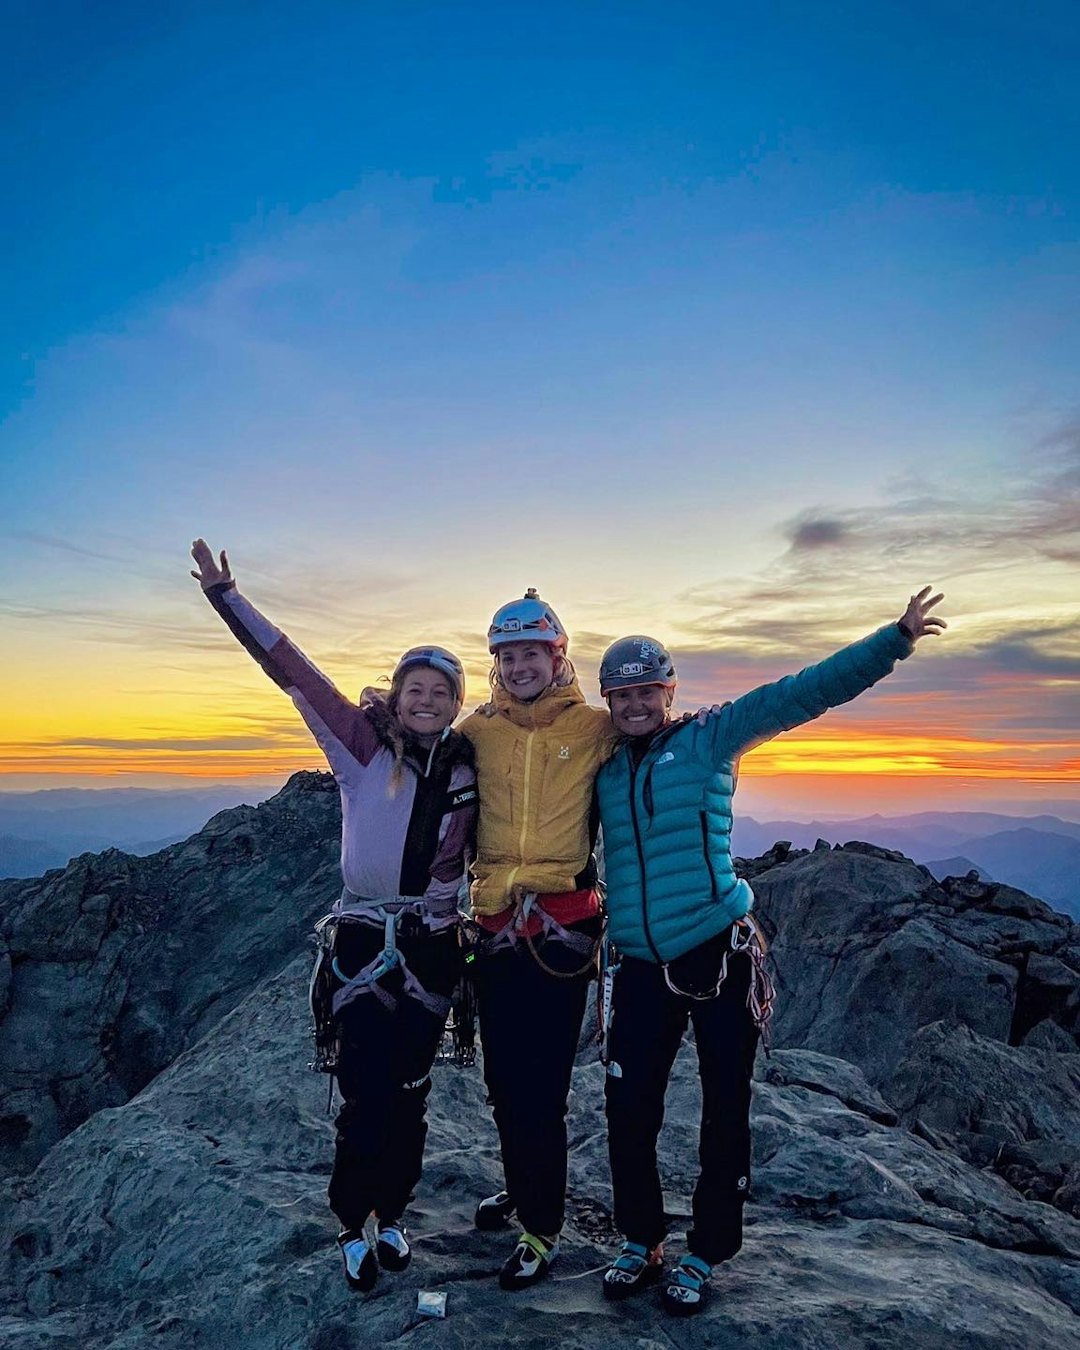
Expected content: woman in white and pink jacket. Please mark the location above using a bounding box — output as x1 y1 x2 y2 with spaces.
191 540 477 1295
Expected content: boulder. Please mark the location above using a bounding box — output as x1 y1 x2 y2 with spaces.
3 960 1079 1349
0 773 341 1173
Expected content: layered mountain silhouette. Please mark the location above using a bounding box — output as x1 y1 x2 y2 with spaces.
1 773 1078 1348
731 812 1080 919
0 785 280 880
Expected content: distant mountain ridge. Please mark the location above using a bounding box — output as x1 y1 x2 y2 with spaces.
3 788 1078 915
732 812 1080 919
0 784 281 878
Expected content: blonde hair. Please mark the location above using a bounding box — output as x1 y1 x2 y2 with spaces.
359 686 409 794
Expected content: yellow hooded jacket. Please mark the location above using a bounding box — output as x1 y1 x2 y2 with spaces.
460 677 619 916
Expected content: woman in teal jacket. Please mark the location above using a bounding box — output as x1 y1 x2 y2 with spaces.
594 589 946 1316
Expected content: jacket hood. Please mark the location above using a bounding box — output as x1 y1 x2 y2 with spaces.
491 675 588 729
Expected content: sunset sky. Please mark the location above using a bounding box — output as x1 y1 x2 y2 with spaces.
2 1 1078 817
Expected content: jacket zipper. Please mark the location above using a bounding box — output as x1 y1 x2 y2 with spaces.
519 729 535 862
629 748 664 964
700 810 720 900
504 727 536 895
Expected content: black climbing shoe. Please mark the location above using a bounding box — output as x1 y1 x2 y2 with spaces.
498 1232 559 1290
337 1228 378 1292
375 1220 411 1272
474 1190 515 1231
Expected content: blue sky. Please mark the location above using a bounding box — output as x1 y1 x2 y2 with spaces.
2 1 1077 808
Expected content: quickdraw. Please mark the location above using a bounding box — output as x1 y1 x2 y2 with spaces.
597 936 622 1078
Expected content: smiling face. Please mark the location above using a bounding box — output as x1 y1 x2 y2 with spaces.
395 667 458 741
607 683 673 738
496 641 559 703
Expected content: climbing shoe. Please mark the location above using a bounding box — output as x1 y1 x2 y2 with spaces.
661 1253 712 1315
601 1240 664 1300
375 1220 411 1272
474 1190 515 1231
337 1228 378 1292
498 1231 560 1290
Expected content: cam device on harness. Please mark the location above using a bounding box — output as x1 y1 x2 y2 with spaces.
435 925 479 1068
309 912 342 1075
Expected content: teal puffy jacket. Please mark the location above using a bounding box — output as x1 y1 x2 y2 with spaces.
597 623 913 963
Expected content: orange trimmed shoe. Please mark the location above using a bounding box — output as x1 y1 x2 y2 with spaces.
602 1240 664 1300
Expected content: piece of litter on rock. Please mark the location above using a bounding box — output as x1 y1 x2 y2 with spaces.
417 1291 447 1319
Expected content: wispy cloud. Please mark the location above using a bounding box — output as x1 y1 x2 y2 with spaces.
8 530 131 564
673 417 1078 654
33 736 292 752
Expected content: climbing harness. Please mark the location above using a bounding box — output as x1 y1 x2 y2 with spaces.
477 888 599 980
329 906 453 1021
307 888 459 1081
661 915 775 1047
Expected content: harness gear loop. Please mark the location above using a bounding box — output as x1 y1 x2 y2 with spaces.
660 917 776 1048
331 907 402 1014
308 892 456 1080
513 887 599 980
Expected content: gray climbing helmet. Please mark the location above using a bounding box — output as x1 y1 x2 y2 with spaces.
393 646 466 707
598 636 677 696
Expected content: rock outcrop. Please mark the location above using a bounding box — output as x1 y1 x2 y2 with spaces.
1 775 1078 1347
746 839 1080 1221
0 772 340 1173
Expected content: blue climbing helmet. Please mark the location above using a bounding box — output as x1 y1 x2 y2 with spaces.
598 636 677 697
487 588 567 653
392 646 466 707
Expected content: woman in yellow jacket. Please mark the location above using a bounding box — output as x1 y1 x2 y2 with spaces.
460 589 618 1289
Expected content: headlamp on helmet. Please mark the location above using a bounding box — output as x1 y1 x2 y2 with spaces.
487 588 567 653
599 636 677 696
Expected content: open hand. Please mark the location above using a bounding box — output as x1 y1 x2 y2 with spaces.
680 704 725 726
899 586 947 641
190 539 232 589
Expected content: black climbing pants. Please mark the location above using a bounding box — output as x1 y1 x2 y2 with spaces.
605 937 759 1265
327 922 460 1232
475 920 599 1238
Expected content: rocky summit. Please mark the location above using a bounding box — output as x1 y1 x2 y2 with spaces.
1 774 1078 1349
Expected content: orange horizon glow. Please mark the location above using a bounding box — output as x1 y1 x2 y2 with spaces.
0 729 1075 785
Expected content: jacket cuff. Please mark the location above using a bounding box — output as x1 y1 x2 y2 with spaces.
893 620 916 659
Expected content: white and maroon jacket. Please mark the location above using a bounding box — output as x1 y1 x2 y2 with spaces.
204 582 477 920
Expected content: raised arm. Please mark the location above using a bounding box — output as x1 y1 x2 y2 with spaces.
707 588 947 759
190 539 376 763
